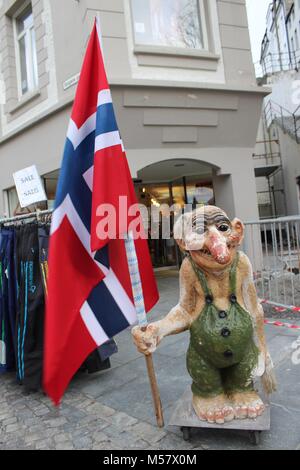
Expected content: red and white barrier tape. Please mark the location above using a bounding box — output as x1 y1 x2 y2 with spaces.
258 299 300 329
260 299 300 313
264 319 300 330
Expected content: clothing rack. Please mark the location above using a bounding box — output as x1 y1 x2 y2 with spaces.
0 209 53 225
0 206 118 387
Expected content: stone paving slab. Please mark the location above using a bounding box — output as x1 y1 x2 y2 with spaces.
0 274 299 450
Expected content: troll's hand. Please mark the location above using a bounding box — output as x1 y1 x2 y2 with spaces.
131 323 161 355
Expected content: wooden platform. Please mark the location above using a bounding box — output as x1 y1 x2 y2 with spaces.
169 387 270 432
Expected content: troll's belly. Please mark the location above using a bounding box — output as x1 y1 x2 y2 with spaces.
188 303 254 369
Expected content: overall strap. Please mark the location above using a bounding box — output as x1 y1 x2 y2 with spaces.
229 251 240 295
188 255 212 297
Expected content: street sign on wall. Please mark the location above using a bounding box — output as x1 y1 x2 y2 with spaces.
63 73 80 91
13 165 47 208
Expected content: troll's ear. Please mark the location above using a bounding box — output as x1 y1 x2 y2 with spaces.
231 218 244 245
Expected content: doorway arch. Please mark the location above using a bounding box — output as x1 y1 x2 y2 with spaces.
134 158 219 268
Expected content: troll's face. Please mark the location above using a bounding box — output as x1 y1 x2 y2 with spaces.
174 206 244 271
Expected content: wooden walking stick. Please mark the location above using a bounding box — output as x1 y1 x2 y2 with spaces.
125 232 164 428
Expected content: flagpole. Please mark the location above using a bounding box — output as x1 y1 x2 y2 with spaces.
125 232 164 428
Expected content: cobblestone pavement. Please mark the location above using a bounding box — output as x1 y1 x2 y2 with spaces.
0 271 300 450
0 373 175 450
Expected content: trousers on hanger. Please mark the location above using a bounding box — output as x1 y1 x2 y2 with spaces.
15 224 45 391
38 225 50 296
0 229 17 373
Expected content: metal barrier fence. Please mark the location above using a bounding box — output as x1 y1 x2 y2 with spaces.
264 100 300 144
254 50 300 78
243 216 300 309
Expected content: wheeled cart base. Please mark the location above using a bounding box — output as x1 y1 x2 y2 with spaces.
169 388 270 446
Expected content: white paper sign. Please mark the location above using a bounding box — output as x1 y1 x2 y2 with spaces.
13 165 47 208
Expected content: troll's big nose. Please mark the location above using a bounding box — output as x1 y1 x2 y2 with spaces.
205 232 230 264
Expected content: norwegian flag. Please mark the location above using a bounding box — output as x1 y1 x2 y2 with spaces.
44 19 159 405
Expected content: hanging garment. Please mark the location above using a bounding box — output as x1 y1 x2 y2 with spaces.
98 338 118 362
82 339 118 374
38 225 50 296
15 224 45 391
0 229 17 373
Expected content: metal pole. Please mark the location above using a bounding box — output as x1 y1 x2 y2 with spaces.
0 209 53 225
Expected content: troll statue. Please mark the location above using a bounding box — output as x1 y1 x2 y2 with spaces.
132 206 276 424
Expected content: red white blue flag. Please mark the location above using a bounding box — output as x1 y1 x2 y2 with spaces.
44 19 159 405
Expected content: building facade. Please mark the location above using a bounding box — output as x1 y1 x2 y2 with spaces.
0 0 265 265
260 0 300 75
254 0 300 218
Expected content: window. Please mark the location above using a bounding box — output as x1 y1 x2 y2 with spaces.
131 0 206 50
291 36 295 52
7 187 47 216
43 169 59 210
14 3 38 96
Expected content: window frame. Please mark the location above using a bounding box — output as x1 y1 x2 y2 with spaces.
13 0 38 99
130 0 209 53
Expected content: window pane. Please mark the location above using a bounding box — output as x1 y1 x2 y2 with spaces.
44 176 59 209
16 5 33 35
131 0 204 49
172 181 186 206
185 178 214 206
18 35 29 94
7 187 19 216
16 5 38 95
31 28 38 88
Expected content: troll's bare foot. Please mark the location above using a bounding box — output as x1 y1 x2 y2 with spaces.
192 394 235 424
231 391 265 419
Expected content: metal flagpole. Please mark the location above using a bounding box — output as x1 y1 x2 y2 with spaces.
125 231 164 428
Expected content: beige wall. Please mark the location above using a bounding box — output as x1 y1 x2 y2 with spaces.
0 83 264 222
0 0 259 141
0 0 265 223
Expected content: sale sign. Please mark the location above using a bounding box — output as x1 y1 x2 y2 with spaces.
13 165 47 208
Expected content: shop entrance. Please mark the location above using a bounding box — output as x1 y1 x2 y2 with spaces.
135 159 215 268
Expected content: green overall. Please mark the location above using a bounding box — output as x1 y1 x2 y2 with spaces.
186 253 259 397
